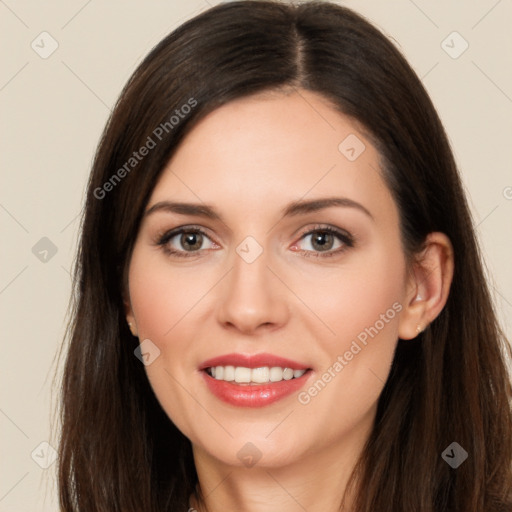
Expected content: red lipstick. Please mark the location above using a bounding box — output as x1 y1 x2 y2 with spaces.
199 352 309 371
199 352 312 408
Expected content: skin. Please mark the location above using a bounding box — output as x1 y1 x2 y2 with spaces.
125 88 454 512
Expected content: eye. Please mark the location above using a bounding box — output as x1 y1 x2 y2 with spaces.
156 224 355 259
291 225 354 257
157 227 217 257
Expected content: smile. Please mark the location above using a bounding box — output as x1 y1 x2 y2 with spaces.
199 353 312 407
206 365 307 384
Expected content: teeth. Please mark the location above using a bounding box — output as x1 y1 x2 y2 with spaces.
269 367 283 382
234 367 251 383
223 365 235 381
283 368 294 380
207 366 307 384
251 367 270 383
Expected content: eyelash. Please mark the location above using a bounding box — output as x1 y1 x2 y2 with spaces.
156 224 355 259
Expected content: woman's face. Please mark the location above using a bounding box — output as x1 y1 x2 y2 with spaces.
126 89 414 470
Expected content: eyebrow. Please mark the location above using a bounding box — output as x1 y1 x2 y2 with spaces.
144 196 374 222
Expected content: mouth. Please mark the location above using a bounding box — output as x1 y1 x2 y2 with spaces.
199 353 313 407
204 365 308 384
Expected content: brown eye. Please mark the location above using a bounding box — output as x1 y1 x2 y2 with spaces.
292 225 355 258
180 232 204 251
310 231 336 252
157 227 217 258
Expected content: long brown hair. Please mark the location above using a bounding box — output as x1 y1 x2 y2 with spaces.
57 1 512 510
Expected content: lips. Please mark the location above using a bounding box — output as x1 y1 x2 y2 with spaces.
199 353 310 371
199 352 312 407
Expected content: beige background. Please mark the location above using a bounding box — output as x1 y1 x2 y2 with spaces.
1 0 511 509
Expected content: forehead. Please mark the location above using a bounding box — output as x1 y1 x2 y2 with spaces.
149 89 396 226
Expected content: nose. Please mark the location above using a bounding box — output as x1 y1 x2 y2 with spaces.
216 245 290 334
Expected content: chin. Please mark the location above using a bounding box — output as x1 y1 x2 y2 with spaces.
193 430 309 470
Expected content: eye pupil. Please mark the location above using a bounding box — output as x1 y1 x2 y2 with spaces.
312 231 334 251
182 232 202 251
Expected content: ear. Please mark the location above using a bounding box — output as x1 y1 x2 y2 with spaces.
123 293 138 338
398 232 454 340
121 264 139 337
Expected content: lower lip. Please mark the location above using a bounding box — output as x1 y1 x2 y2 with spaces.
202 371 311 407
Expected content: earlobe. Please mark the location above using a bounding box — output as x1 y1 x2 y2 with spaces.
126 315 138 337
124 298 138 337
398 232 454 340
127 320 138 337
398 293 427 340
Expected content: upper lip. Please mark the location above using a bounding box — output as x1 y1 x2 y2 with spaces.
199 352 310 371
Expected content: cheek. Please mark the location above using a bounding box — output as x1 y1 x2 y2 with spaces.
294 252 405 427
128 248 211 341
297 247 405 354
333 269 402 347
127 249 208 432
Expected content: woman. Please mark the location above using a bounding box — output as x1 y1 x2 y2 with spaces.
58 1 512 510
